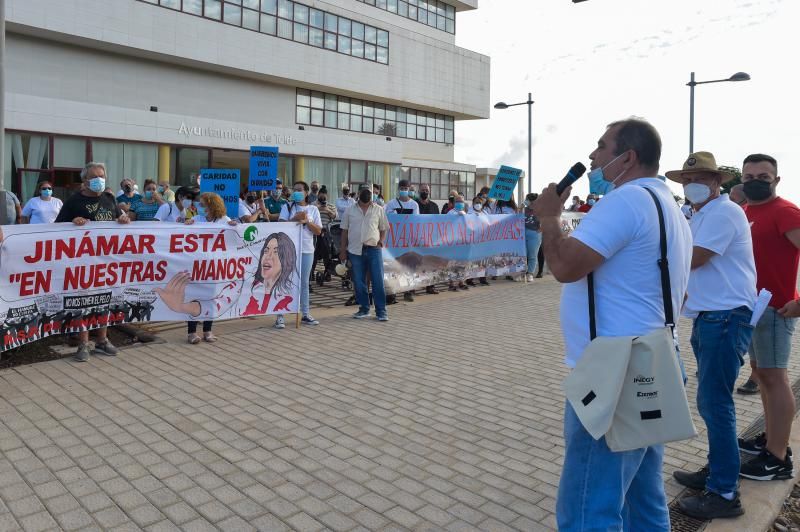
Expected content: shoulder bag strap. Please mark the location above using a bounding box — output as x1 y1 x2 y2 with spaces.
586 187 674 341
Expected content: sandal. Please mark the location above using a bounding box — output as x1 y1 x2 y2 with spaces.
203 332 218 343
187 333 200 345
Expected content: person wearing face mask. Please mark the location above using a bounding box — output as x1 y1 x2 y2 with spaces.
446 195 471 291
341 183 390 321
312 187 338 282
578 194 597 213
385 179 420 302
277 181 322 327
336 185 356 220
373 184 385 206
415 183 440 215
157 180 175 203
155 186 196 222
307 180 321 204
116 178 142 209
21 181 63 224
735 153 800 484
128 179 164 221
238 188 269 223
265 180 287 221
568 195 582 212
55 162 130 362
662 152 755 519
533 118 692 531
464 195 491 287
441 190 459 214
522 192 543 282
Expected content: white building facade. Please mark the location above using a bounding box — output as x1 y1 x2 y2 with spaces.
3 0 489 203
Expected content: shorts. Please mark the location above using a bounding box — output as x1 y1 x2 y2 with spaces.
749 306 797 369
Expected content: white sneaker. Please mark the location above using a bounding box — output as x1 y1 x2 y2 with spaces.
273 315 285 329
526 273 535 282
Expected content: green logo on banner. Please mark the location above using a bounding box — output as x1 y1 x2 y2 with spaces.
243 225 258 242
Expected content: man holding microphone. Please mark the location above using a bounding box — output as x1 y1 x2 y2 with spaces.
533 118 691 531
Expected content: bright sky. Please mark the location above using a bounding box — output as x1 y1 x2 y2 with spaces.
454 0 800 203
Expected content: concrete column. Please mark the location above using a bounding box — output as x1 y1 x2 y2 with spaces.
383 164 391 199
295 156 305 181
158 145 171 182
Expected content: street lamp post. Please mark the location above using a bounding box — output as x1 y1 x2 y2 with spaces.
688 71 750 153
494 93 534 196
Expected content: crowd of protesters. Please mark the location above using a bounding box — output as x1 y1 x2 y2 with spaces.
7 162 544 358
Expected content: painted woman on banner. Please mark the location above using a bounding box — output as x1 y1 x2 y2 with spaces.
155 232 299 319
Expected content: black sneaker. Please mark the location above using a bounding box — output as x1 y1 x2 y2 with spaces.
738 432 766 455
677 490 744 520
403 291 415 302
736 378 759 395
673 465 709 490
740 449 793 481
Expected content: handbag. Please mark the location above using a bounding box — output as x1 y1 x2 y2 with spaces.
563 188 696 452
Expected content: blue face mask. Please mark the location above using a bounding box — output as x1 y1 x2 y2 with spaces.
292 191 305 202
399 189 409 198
196 204 207 217
89 177 105 193
145 190 154 199
40 189 52 198
587 199 596 206
588 152 627 195
455 202 465 211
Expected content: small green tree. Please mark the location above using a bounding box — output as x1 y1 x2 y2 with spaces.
718 165 742 194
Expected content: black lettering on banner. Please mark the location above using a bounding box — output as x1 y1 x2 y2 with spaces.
640 410 662 420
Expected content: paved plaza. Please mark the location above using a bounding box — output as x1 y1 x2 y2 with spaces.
1 278 798 531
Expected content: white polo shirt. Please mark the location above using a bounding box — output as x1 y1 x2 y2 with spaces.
341 202 389 255
279 202 321 254
384 198 420 215
682 194 756 318
560 178 692 367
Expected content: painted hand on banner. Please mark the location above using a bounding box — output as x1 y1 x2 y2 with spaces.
154 272 201 317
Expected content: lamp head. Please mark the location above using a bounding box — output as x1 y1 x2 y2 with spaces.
728 72 751 82
494 102 509 110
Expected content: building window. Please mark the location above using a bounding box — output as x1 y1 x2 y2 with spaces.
402 166 474 200
139 0 389 64
355 0 455 35
296 89 454 144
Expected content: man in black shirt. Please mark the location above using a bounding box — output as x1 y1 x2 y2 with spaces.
56 162 130 362
416 183 440 215
415 183 440 295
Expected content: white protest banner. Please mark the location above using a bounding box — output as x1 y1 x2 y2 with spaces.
0 222 302 351
560 211 585 236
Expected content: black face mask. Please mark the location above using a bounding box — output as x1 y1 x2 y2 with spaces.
124 184 132 193
318 198 327 205
742 180 773 202
359 190 372 203
246 195 257 204
342 190 350 196
420 191 429 200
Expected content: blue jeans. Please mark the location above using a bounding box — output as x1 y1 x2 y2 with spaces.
349 248 386 317
557 402 669 532
691 306 753 495
300 252 314 316
525 229 542 274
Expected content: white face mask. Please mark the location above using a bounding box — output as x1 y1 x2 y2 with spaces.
683 183 712 205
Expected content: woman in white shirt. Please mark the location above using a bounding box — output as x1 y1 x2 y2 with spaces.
22 181 63 224
277 181 322 328
182 192 237 343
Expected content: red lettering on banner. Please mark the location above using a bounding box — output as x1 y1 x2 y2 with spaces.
62 260 170 290
170 232 228 253
24 233 159 264
191 258 248 281
16 270 52 296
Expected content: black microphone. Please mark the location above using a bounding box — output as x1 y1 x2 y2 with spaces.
555 162 587 195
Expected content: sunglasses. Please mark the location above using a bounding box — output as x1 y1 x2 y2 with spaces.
40 187 52 191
